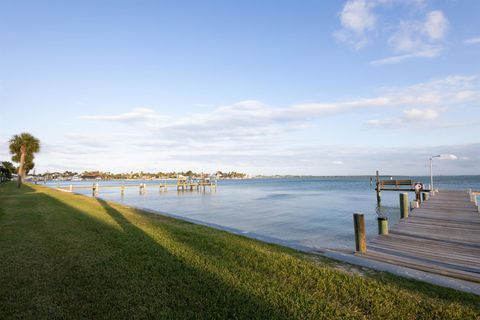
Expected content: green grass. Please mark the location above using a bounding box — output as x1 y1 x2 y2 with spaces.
0 182 478 319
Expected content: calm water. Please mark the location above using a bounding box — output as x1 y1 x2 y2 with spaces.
46 176 480 251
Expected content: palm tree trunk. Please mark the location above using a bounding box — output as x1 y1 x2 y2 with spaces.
16 146 26 188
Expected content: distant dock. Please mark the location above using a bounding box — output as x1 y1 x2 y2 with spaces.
56 176 217 195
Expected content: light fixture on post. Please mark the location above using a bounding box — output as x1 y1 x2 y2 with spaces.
429 154 457 191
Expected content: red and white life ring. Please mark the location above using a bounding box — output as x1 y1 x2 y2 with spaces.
413 182 423 192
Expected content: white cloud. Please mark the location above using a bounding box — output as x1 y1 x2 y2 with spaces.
403 108 439 121
373 10 448 65
464 37 480 45
370 48 441 65
364 75 480 126
67 75 480 174
79 107 165 123
424 10 449 40
334 0 377 49
332 160 344 165
365 118 403 126
81 75 479 139
334 1 450 64
367 108 440 127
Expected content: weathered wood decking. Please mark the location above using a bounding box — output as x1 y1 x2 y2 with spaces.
363 190 480 283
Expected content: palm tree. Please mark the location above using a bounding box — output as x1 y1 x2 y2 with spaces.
9 133 40 188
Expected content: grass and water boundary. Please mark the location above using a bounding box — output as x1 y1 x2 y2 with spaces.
0 182 478 319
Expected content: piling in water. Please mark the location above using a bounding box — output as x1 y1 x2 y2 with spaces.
377 217 388 235
422 192 429 202
353 213 366 254
400 193 409 219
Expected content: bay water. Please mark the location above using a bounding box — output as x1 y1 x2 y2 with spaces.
47 176 480 251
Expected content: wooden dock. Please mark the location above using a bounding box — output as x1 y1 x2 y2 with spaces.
362 190 480 283
55 178 217 194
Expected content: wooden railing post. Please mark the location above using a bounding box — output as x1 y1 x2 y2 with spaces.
400 193 409 219
377 217 388 235
422 192 429 202
353 213 366 254
375 170 381 205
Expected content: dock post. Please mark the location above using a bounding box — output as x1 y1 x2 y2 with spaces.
353 213 366 254
121 183 125 195
415 191 421 203
400 193 409 219
410 201 419 210
377 217 388 235
92 183 99 196
375 170 381 205
421 192 429 202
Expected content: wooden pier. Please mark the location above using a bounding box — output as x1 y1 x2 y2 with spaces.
374 170 430 205
56 177 217 195
360 190 480 283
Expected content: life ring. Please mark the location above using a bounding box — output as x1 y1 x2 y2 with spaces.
413 182 423 192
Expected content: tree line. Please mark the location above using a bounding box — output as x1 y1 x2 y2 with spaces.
2 133 248 186
36 170 248 180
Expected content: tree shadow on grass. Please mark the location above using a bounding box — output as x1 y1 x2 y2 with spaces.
1 183 479 319
0 182 292 319
140 197 480 311
95 197 300 318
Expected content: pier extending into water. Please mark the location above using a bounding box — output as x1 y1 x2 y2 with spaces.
56 176 217 195
354 189 480 284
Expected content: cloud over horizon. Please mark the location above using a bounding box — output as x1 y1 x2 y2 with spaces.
80 75 479 139
334 0 450 65
41 74 479 175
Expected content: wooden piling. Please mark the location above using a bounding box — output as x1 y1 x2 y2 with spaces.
92 183 98 197
410 200 419 210
377 217 388 235
400 193 408 219
353 213 366 254
422 192 429 202
375 170 381 205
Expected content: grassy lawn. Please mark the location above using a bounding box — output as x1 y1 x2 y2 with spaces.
0 182 478 319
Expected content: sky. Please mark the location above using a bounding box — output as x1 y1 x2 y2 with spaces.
0 0 479 175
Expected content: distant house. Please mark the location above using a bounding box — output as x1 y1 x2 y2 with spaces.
81 174 102 180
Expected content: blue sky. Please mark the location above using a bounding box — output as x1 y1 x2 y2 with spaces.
0 0 479 175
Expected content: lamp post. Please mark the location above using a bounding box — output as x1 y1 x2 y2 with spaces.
429 154 457 191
